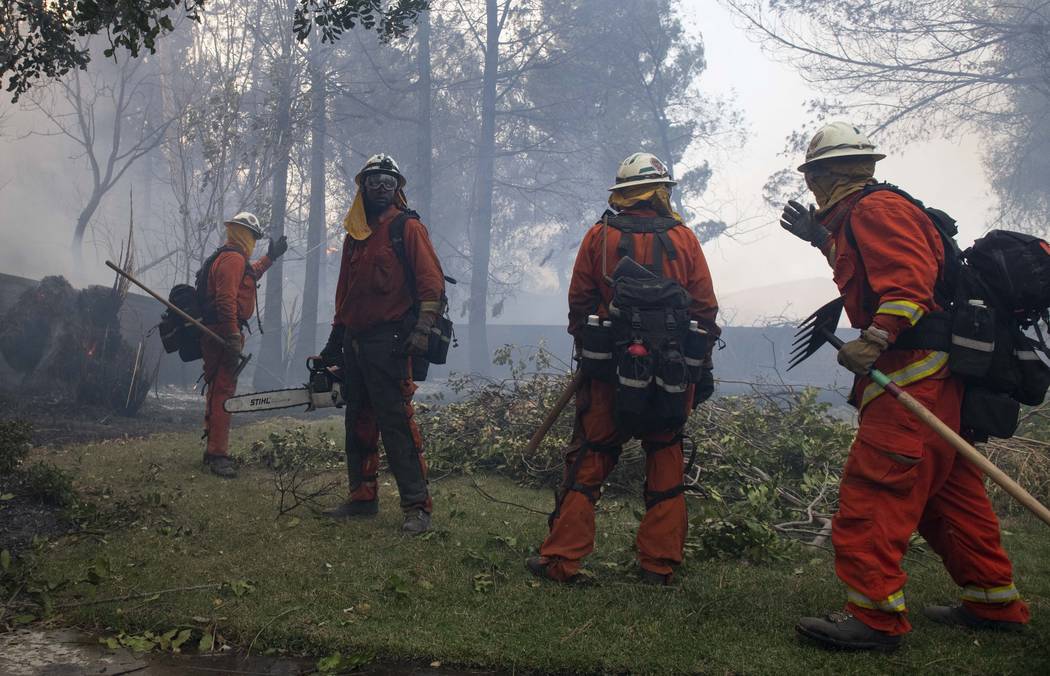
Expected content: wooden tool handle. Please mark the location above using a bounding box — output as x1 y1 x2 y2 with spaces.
525 370 584 456
891 384 1050 527
106 260 248 362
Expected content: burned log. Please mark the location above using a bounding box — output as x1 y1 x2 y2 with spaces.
0 276 154 415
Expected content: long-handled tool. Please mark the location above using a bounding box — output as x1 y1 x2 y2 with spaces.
105 260 252 377
525 370 585 456
791 297 1050 528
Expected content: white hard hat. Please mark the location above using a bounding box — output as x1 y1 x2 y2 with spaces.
356 153 406 187
224 211 265 239
608 152 677 191
798 122 886 172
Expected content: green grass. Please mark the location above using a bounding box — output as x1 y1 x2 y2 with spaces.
23 418 1050 674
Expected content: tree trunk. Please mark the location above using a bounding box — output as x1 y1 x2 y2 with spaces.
72 188 104 269
468 0 499 375
415 10 433 222
254 14 296 389
293 39 328 369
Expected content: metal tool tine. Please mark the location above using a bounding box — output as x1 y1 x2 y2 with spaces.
787 296 845 371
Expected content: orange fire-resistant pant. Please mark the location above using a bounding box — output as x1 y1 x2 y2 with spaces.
201 333 243 457
539 378 691 580
835 376 1029 635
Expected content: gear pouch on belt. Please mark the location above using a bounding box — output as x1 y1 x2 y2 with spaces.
654 347 689 428
615 344 653 431
581 320 615 382
411 356 430 382
949 301 996 378
983 323 1022 394
1013 333 1050 406
961 385 1020 441
684 326 710 383
427 315 454 365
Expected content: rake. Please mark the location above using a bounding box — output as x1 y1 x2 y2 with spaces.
791 297 1050 528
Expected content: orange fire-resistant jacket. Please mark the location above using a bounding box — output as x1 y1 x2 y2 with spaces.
818 189 949 408
333 205 445 334
567 207 720 355
204 247 272 337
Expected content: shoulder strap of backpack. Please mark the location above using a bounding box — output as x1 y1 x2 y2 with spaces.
196 245 249 302
389 209 421 302
607 213 680 277
844 185 960 309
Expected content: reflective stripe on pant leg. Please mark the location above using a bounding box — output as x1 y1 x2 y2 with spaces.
961 584 1021 604
847 587 907 613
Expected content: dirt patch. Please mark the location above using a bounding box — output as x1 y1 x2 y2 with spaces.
0 386 202 447
0 479 71 557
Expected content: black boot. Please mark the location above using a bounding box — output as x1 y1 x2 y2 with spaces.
323 500 379 519
401 508 431 535
202 453 237 479
796 611 902 652
923 604 1025 632
639 567 671 586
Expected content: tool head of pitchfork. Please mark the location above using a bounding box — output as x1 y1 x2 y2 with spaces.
788 296 846 371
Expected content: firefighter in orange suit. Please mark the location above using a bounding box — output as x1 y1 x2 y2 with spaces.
526 152 720 585
781 122 1029 651
318 154 446 536
200 212 286 479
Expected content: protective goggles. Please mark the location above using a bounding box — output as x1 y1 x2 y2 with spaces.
363 173 398 191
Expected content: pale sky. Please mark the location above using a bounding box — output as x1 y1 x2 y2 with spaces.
691 0 992 295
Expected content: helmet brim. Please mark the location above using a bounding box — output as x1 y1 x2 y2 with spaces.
798 149 886 173
607 177 678 192
356 168 406 189
224 220 265 239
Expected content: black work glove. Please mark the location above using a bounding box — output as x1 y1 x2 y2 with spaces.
267 235 288 261
692 368 714 409
780 200 827 247
320 324 345 367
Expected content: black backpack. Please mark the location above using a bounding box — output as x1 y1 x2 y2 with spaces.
578 212 713 436
159 246 249 363
844 184 1050 440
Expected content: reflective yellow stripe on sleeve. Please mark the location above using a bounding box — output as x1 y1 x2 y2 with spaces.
961 583 1021 604
860 350 949 410
876 300 925 326
847 588 907 613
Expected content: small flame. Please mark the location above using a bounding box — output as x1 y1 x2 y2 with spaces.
86 343 97 358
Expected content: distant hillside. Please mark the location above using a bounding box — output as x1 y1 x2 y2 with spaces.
718 278 841 326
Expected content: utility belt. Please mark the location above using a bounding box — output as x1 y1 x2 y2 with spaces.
884 308 1050 440
348 311 453 383
579 312 711 436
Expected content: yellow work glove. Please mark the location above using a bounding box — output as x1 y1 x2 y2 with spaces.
405 311 437 357
837 326 890 375
223 334 243 368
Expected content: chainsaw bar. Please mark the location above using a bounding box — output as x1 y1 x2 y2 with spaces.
224 386 312 414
